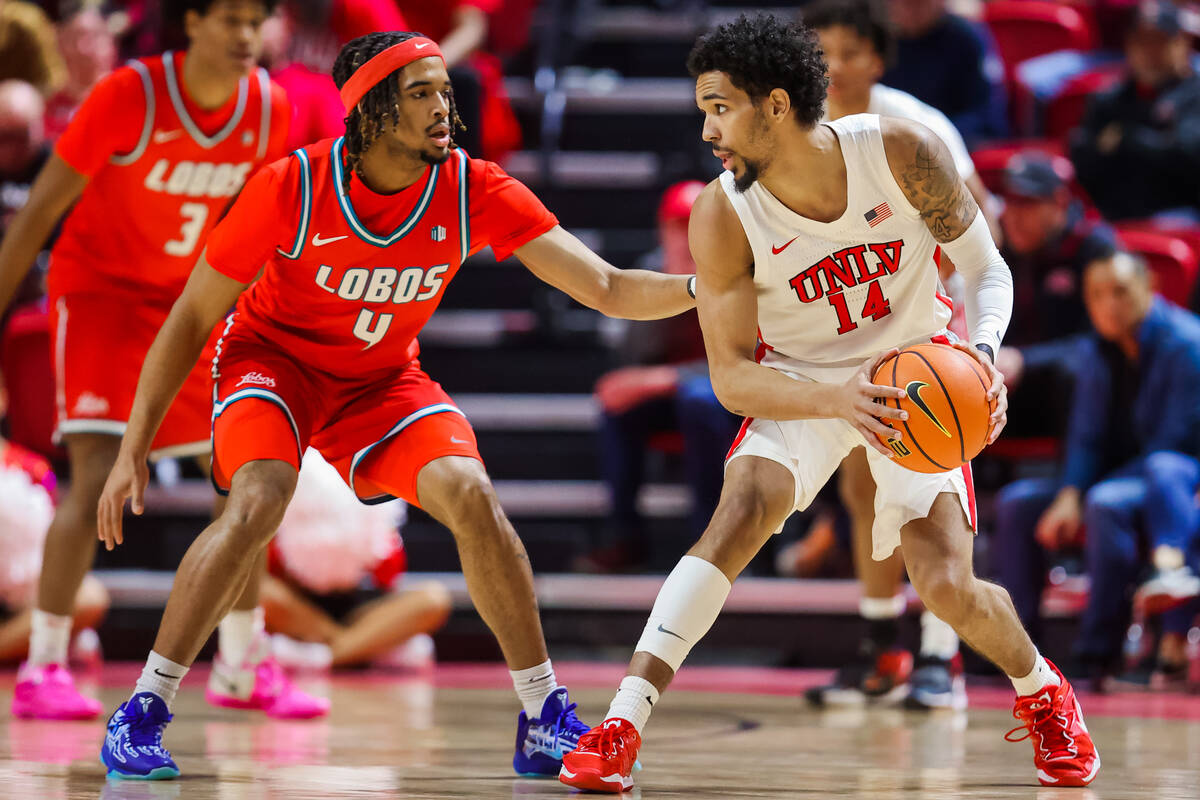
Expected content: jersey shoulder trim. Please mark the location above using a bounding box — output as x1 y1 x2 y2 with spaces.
162 50 249 150
254 67 271 160
456 149 470 263
109 60 155 166
275 149 313 260
330 136 441 248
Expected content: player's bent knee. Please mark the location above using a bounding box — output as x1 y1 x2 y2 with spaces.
223 468 297 542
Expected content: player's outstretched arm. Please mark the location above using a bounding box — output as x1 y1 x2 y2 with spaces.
512 225 695 320
689 182 906 452
883 118 1013 443
0 154 88 312
97 252 248 550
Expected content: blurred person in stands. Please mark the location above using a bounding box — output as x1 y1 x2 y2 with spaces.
994 153 1118 438
265 0 406 151
262 451 451 671
0 0 65 95
1070 0 1200 222
0 0 328 723
395 0 521 161
0 80 51 320
581 180 739 573
799 0 998 710
992 252 1200 682
44 4 117 141
0 379 109 666
881 0 1007 146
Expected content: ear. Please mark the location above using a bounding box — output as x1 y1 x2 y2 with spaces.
869 53 885 83
766 87 792 122
184 9 201 41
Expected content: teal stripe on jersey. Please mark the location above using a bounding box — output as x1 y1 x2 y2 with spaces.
331 137 439 247
276 149 312 260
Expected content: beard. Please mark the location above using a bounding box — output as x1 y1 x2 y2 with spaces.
420 144 452 165
732 157 761 193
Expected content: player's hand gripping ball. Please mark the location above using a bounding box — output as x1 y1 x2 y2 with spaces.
871 343 995 473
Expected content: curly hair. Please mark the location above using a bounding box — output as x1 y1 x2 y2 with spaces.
331 31 466 193
801 0 897 70
687 14 828 129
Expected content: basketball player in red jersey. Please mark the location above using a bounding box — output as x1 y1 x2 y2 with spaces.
95 31 695 780
562 16 1097 792
0 0 325 722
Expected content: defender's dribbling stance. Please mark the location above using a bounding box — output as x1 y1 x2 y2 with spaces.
96 31 695 780
562 15 1098 792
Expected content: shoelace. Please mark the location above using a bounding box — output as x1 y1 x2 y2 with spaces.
555 701 591 740
1004 695 1075 758
125 707 172 751
577 725 633 761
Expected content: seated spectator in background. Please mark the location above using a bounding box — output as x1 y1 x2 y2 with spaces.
43 4 116 141
263 451 451 671
994 153 1118 437
395 0 521 161
1070 0 1200 222
0 80 51 312
266 0 407 152
0 0 65 96
992 252 1200 681
579 181 739 573
880 0 1007 146
0 385 108 664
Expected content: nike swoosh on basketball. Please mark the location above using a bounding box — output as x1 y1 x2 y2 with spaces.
905 380 951 438
152 129 182 143
312 233 349 247
657 623 686 641
771 236 800 255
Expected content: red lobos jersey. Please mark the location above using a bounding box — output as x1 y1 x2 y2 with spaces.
206 137 558 378
50 51 287 302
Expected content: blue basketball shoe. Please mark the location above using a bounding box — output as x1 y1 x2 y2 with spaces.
100 692 180 780
513 687 591 776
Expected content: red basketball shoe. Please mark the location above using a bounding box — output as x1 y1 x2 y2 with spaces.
559 717 641 793
1005 660 1100 786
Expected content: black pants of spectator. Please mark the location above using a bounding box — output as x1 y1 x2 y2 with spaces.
449 65 483 158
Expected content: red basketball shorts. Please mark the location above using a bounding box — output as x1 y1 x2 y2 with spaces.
49 292 215 458
210 329 481 507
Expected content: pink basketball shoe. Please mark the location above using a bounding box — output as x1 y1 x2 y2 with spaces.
11 662 103 720
205 649 330 720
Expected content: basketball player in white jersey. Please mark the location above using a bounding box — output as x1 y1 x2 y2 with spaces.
803 0 1000 710
561 15 1098 792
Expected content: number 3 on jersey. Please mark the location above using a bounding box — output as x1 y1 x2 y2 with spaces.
164 202 209 257
828 281 892 335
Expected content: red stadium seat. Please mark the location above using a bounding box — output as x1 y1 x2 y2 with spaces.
1115 227 1200 307
0 301 62 462
1042 65 1123 141
984 1 1098 69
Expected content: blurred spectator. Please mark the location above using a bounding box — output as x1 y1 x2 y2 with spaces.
579 181 739 573
263 451 451 671
43 5 116 141
992 252 1200 679
1070 0 1200 222
0 80 51 309
395 0 521 161
0 0 65 95
881 0 1008 146
0 400 108 664
266 0 406 152
994 153 1118 437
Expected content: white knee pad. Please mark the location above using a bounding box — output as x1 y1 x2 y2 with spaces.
634 555 732 672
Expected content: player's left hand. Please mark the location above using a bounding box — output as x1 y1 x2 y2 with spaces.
953 342 1007 444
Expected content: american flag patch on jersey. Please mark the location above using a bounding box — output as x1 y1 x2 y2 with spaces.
864 202 892 227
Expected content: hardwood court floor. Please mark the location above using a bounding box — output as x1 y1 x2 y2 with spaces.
2 662 1198 799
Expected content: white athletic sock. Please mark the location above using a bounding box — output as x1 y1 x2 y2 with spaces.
606 676 659 734
918 611 960 661
511 659 558 719
1010 653 1061 696
218 607 264 667
133 651 190 711
859 594 906 620
29 609 72 667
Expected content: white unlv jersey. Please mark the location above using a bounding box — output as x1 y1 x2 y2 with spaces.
720 114 952 371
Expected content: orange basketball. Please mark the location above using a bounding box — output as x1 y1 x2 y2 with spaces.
871 343 993 473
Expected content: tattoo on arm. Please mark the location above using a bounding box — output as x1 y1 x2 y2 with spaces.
897 138 979 242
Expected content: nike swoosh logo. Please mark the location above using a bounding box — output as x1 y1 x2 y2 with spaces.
312 233 349 247
657 623 686 641
771 236 800 255
450 436 469 444
153 668 182 679
415 42 433 49
152 130 182 143
905 381 951 438
527 674 553 683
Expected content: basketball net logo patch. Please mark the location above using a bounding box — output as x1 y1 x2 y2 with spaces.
430 225 447 242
